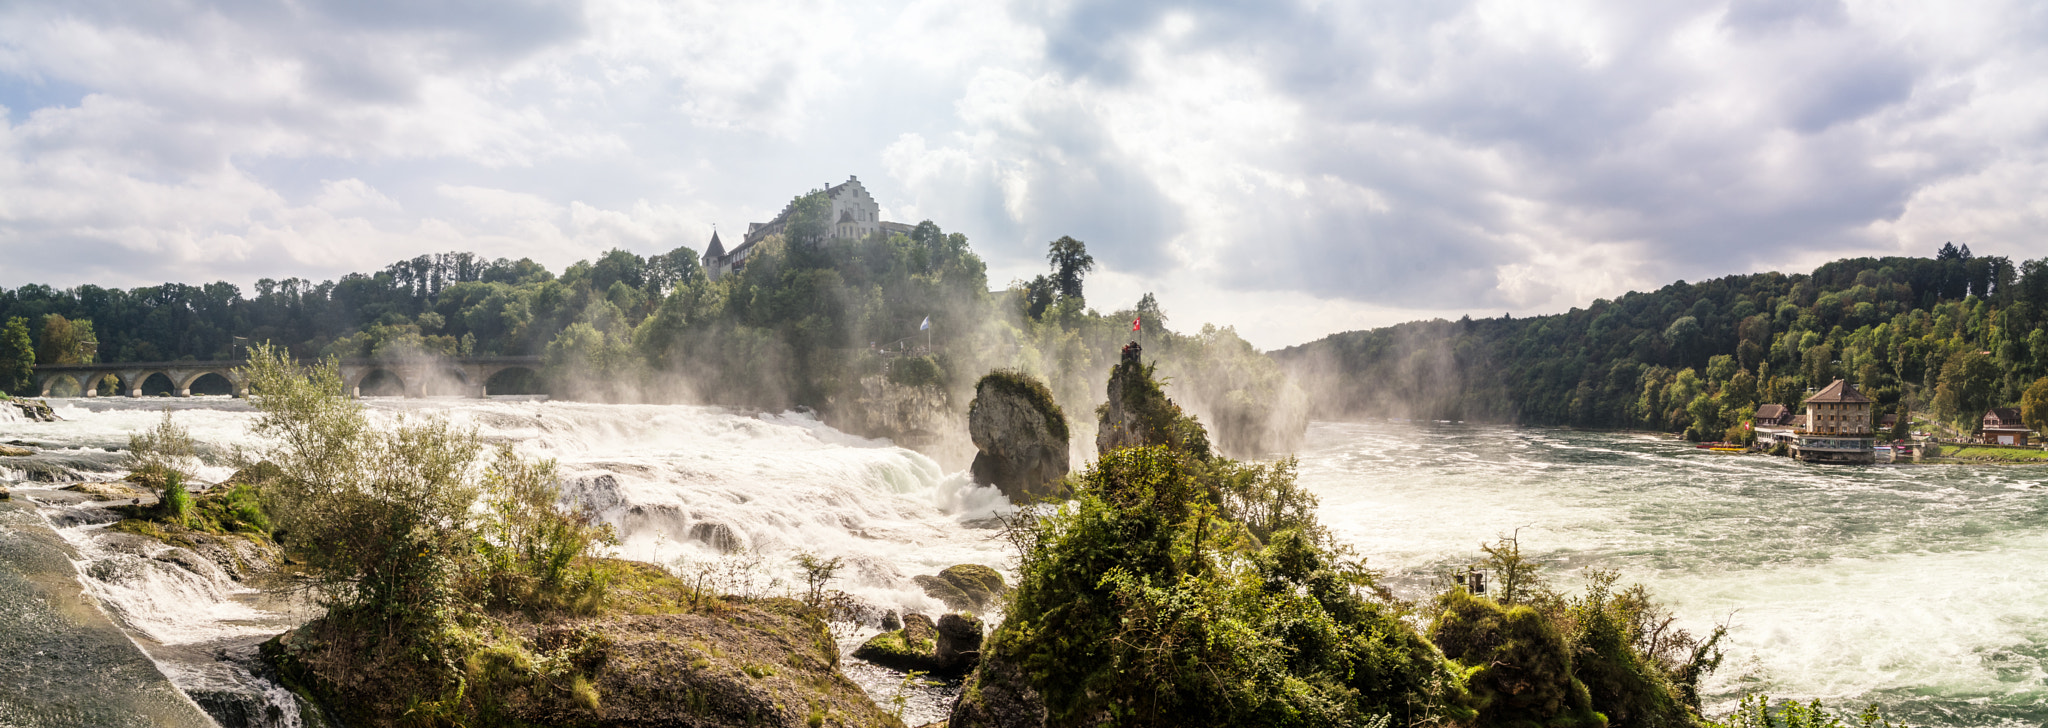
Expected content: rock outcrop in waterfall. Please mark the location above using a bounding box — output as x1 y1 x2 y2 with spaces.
1095 341 1210 459
967 370 1069 502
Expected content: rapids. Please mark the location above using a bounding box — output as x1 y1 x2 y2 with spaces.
1303 420 2048 727
4 398 2045 726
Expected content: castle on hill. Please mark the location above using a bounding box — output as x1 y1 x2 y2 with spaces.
700 175 915 280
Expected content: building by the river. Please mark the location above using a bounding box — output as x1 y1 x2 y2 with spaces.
1791 379 1875 464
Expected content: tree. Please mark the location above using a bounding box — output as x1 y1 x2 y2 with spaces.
36 313 94 365
2023 378 2048 438
1045 236 1095 300
0 317 31 394
1933 349 2000 429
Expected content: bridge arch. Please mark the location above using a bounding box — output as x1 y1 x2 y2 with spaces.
36 372 85 398
136 372 177 397
484 366 543 395
353 368 408 397
175 370 240 396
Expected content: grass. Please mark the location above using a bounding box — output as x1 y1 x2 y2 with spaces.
1935 446 2048 462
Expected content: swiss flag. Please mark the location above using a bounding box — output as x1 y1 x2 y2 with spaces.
1131 318 1142 332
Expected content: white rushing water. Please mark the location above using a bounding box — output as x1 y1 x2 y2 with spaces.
1302 420 2048 728
8 399 2047 726
0 396 1017 726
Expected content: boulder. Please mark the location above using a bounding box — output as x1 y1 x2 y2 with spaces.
946 648 1047 728
967 371 1069 503
10 399 59 422
912 564 1009 613
0 444 33 457
852 612 984 677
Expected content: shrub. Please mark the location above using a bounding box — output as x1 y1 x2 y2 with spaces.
158 471 193 527
128 410 197 483
887 354 947 388
1430 589 1604 728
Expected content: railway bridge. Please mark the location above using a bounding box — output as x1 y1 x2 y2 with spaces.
31 356 544 399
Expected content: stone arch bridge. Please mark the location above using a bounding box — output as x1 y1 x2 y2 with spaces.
32 356 544 399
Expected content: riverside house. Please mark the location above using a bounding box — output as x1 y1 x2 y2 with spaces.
1978 408 2035 446
1792 379 1875 464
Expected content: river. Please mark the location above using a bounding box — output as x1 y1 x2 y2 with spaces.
2 399 2044 726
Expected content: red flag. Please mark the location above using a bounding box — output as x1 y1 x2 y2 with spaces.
1131 318 1141 332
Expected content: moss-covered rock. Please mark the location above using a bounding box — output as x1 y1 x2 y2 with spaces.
852 612 983 677
968 370 1069 502
912 564 1009 613
266 560 906 728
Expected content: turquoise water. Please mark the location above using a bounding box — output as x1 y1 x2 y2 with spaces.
1299 420 2048 727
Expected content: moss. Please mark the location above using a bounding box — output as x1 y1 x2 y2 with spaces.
974 369 1068 441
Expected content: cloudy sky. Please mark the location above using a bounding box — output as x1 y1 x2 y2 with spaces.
1 0 2043 348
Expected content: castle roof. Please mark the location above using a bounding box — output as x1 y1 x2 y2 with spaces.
838 209 854 223
703 230 726 259
1755 404 1788 422
1803 379 1873 405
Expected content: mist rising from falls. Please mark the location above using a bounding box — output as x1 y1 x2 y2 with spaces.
426 400 1020 613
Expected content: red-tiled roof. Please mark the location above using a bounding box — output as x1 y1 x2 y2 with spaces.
1803 379 1873 404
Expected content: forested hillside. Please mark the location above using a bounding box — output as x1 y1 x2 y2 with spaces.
0 188 1303 457
1278 245 2048 440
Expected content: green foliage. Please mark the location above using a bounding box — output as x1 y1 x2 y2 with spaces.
1706 695 1902 728
984 358 1468 727
242 342 613 630
1932 349 2000 428
157 471 193 527
127 410 198 483
2022 377 2048 436
792 551 844 610
1429 589 1605 728
36 313 95 365
1284 249 2048 433
475 445 619 616
975 369 1069 442
0 317 31 394
1046 236 1096 300
886 355 946 388
1438 538 1728 728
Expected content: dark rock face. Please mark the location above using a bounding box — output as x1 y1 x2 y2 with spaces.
946 649 1047 728
10 399 60 422
967 371 1069 503
852 612 984 677
1096 342 1147 454
912 564 1009 613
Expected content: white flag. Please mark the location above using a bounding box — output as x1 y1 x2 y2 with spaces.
920 316 931 331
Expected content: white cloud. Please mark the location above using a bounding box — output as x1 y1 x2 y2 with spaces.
0 0 2044 349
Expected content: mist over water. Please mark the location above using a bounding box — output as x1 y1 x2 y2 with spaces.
10 399 2047 725
1301 420 2048 727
